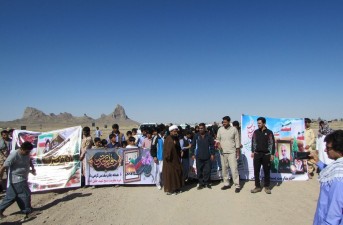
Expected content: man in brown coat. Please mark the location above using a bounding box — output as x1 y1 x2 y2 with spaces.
162 125 184 195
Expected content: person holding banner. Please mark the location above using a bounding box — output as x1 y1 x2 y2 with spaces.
0 130 11 192
311 130 343 225
126 137 138 148
250 117 275 194
217 116 241 193
0 141 36 222
163 125 183 195
109 124 126 148
80 127 93 184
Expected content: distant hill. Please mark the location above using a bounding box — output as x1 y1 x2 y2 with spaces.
0 104 139 130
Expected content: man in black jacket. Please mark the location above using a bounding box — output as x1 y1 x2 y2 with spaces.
190 123 215 190
250 117 275 194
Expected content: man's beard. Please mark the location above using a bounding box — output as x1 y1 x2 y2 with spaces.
172 135 179 141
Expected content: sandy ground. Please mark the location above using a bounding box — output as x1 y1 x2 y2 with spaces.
0 123 331 225
0 175 319 225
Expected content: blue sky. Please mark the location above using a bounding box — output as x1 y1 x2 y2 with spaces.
1 0 342 124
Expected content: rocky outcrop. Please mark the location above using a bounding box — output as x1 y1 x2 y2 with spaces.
112 104 128 119
0 104 139 128
95 104 138 127
19 107 93 124
23 107 47 119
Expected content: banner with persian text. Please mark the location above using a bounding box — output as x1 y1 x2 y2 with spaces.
241 115 308 181
85 148 156 185
11 126 82 192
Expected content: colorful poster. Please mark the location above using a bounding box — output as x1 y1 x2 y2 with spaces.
85 148 123 185
11 126 82 192
241 114 308 181
85 148 155 185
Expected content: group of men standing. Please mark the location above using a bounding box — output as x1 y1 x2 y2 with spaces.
162 116 245 195
162 116 282 195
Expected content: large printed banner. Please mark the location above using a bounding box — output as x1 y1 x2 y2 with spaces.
85 148 156 185
12 126 82 192
241 115 308 181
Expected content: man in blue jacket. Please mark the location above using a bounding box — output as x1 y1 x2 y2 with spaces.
151 125 166 190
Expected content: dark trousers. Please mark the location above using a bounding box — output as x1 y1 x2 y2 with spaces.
182 158 190 181
0 181 32 214
196 158 211 185
253 152 271 188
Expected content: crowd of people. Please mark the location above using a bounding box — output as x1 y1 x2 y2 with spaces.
0 118 342 224
80 118 242 194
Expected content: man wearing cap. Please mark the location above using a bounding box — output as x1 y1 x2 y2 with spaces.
162 125 183 195
0 141 36 221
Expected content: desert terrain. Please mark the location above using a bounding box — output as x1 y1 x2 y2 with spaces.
1 107 343 225
1 177 320 225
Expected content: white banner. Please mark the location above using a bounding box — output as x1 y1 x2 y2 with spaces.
12 126 82 192
241 115 308 181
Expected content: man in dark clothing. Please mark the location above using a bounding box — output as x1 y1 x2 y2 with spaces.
191 123 215 190
180 130 192 182
162 125 183 195
108 124 125 147
250 117 275 194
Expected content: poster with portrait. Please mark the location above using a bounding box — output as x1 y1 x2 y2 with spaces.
241 114 308 181
11 126 82 192
277 140 292 173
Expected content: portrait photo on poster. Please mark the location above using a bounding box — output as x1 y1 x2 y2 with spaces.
277 140 292 173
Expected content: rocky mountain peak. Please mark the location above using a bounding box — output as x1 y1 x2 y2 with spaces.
0 104 139 128
57 112 73 120
22 107 47 119
112 104 128 119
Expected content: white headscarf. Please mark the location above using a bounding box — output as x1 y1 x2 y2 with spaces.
319 157 343 185
168 125 178 132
